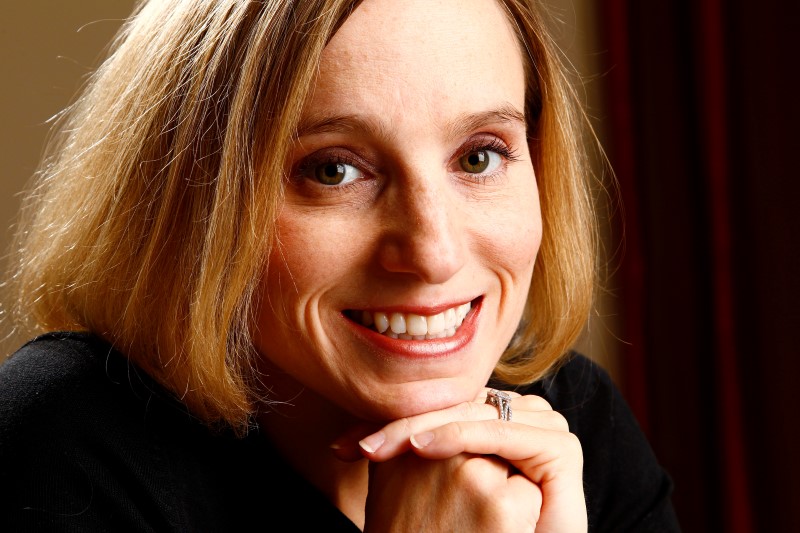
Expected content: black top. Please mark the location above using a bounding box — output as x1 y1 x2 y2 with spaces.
0 332 680 532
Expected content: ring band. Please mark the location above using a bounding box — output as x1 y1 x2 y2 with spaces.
486 389 512 422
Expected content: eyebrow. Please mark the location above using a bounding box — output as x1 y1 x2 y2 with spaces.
296 113 397 140
445 105 528 140
295 104 527 141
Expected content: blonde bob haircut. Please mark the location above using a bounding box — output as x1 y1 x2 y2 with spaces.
9 0 595 432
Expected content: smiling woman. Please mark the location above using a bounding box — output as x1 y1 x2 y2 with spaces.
254 0 540 426
0 0 678 531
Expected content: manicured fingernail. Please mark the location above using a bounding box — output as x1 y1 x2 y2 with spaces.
410 431 435 449
358 431 385 454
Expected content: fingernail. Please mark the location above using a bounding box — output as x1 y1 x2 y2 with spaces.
329 441 344 450
410 431 435 449
358 431 385 454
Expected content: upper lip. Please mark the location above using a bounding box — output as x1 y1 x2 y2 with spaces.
344 296 481 316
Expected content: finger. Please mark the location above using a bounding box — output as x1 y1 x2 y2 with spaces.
358 393 556 460
409 420 584 481
402 410 569 451
484 404 568 432
358 401 493 459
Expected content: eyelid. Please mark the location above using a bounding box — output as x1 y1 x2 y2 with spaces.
294 147 375 182
458 134 520 160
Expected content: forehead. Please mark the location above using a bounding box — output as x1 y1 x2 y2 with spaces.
306 0 527 127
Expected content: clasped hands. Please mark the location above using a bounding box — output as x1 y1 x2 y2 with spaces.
331 389 588 532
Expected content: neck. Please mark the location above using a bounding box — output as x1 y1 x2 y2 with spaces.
255 369 369 530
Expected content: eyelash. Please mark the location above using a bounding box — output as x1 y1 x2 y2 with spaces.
296 152 362 178
456 137 521 167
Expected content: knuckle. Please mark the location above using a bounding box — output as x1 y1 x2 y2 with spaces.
561 431 583 456
456 455 503 488
395 416 414 436
547 410 570 432
458 400 480 420
532 396 553 411
493 419 514 440
518 394 553 411
486 491 539 532
441 420 463 440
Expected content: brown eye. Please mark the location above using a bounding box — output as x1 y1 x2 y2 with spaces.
314 162 362 185
459 150 500 174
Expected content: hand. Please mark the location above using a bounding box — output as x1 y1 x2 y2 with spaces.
334 390 587 532
365 447 542 532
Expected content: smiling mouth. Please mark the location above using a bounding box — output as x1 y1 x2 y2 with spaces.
344 300 474 340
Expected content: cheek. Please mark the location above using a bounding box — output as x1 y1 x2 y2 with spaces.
504 206 542 269
476 183 542 280
257 214 330 337
266 209 359 297
254 210 354 360
514 176 543 266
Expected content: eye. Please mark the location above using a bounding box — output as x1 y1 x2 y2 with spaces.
313 162 363 185
458 149 502 174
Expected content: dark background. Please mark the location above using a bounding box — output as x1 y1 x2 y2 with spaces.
598 0 800 530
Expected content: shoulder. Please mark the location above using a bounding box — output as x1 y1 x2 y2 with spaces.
2 331 116 402
524 354 623 438
514 354 681 532
0 331 171 431
2 332 113 426
0 332 187 529
520 352 609 409
507 353 617 440
0 332 291 531
0 331 167 462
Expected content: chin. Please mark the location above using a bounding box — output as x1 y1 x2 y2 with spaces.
346 376 486 422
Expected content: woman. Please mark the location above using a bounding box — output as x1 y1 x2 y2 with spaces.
0 0 679 531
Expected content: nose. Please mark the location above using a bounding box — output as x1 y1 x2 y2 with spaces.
377 172 466 284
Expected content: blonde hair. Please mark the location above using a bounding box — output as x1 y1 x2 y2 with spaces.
8 0 595 432
494 0 597 384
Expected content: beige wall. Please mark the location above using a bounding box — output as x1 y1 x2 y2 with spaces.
0 1 136 355
0 1 621 382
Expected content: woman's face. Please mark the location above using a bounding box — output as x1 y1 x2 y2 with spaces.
253 0 542 422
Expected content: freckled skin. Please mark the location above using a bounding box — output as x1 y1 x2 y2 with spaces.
252 0 541 423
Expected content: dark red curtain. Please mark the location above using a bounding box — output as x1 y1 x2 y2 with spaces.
598 0 800 531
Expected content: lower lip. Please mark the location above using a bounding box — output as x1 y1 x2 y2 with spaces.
342 299 482 359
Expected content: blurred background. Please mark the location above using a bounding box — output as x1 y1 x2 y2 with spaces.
1 1 797 531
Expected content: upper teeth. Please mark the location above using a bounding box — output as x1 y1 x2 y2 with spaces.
359 302 472 340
